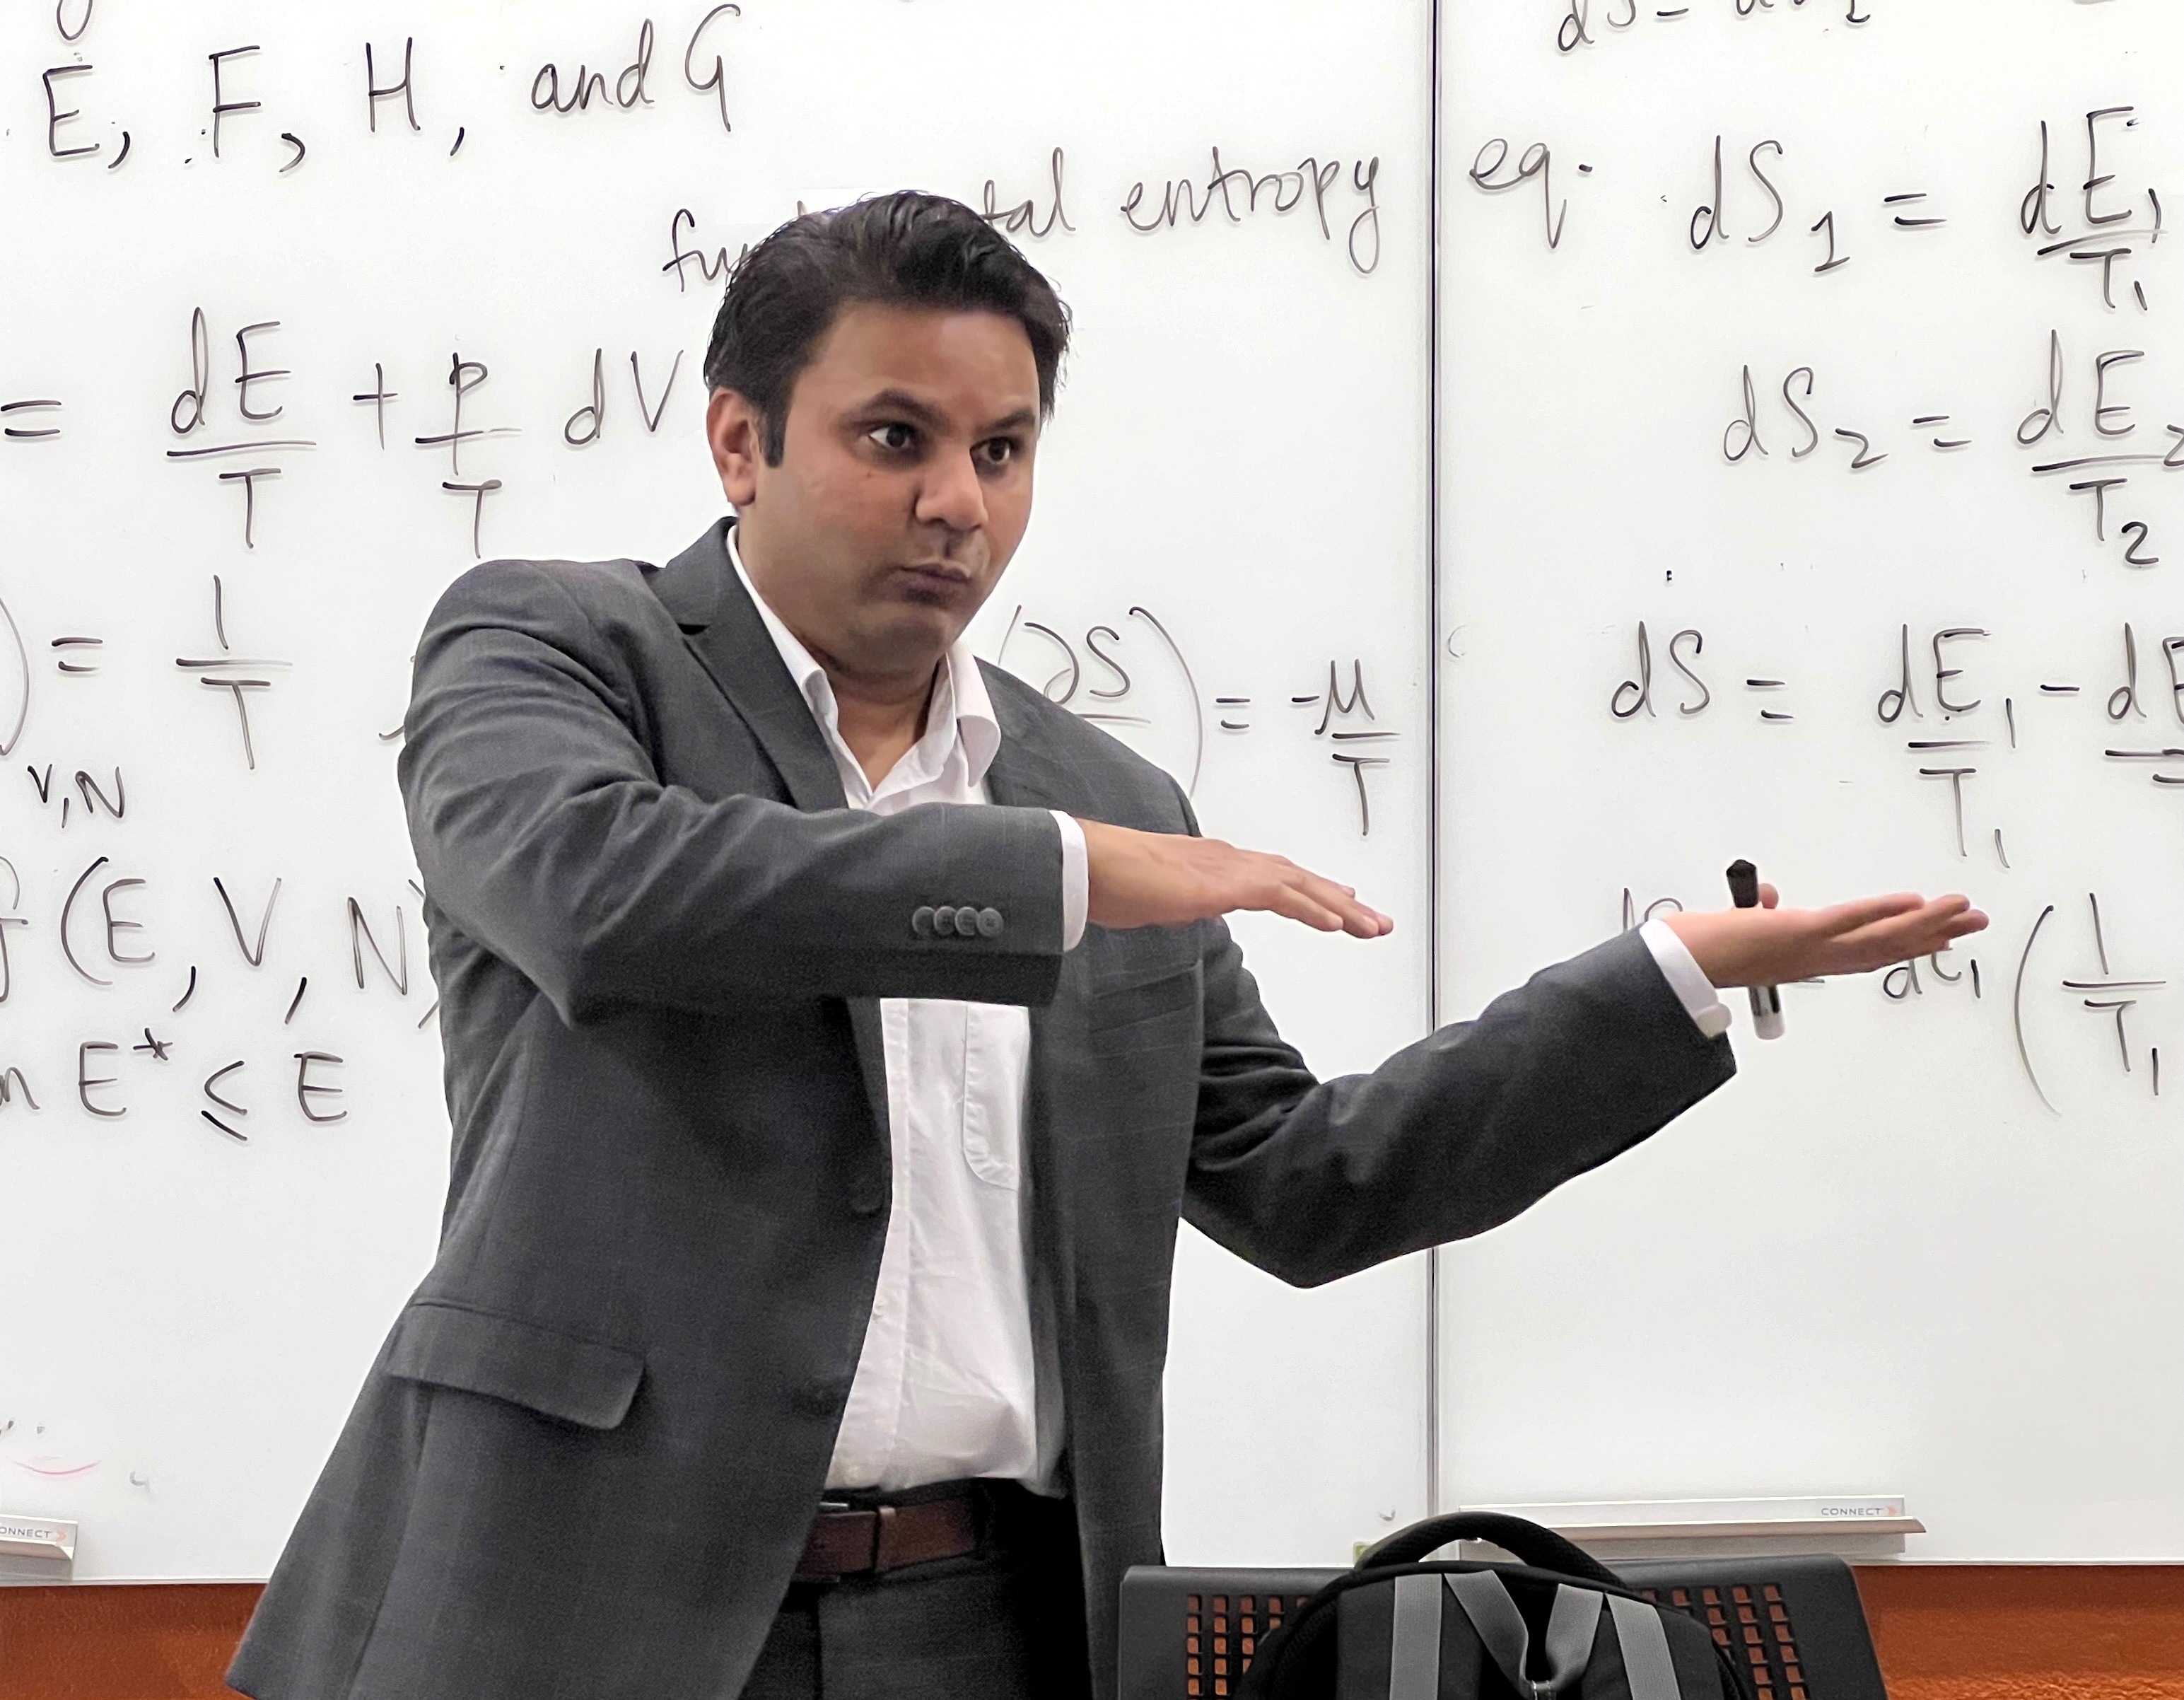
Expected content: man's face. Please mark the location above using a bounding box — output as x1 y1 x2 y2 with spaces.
708 302 1042 685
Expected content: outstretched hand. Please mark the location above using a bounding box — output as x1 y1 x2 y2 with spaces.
1079 819 1394 938
1078 820 1986 983
1662 884 1987 988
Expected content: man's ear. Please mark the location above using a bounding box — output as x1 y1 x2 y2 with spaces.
706 388 767 506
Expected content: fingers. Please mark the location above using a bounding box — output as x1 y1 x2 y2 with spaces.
1319 883 1393 938
1836 895 1965 940
1826 897 1988 973
1815 891 1927 934
1080 820 1395 936
1184 842 1384 936
1922 899 1988 944
1692 890 1989 984
1864 897 1978 950
1277 868 1393 938
1263 881 1345 933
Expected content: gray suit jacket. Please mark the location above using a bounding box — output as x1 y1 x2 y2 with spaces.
228 519 1734 1700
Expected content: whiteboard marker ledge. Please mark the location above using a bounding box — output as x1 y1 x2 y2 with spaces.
0 1517 78 1561
1461 1497 1924 1543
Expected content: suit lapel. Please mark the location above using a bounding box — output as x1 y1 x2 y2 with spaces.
650 519 848 816
980 660 1079 817
648 520 887 1140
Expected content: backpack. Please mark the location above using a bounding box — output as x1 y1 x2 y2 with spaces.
1237 1513 1754 1700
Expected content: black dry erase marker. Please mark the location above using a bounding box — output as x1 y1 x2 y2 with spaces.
1726 858 1786 1040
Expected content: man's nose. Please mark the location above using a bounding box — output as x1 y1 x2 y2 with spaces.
914 448 988 535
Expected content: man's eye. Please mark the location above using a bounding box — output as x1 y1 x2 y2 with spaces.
867 422 916 452
976 438 1018 467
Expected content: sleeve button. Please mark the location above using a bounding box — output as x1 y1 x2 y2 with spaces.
976 907 1004 939
911 905 936 938
933 905 959 936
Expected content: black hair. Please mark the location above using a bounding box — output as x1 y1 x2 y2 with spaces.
703 190 1072 465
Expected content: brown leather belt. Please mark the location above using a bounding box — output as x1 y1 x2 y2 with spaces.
794 1486 982 1580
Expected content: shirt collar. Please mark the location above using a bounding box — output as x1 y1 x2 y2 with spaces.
725 520 1000 791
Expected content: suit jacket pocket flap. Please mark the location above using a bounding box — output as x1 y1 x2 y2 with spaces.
1086 961 1201 1035
385 1300 645 1430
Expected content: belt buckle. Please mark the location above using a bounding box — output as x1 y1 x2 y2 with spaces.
868 1503 902 1573
799 1500 878 1582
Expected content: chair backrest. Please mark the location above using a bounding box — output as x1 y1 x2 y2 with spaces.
1116 1554 1886 1700
1117 1565 1342 1699
1611 1555 1888 1700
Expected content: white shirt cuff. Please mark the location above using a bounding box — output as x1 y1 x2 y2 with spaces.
1051 812 1088 950
1639 917 1732 1040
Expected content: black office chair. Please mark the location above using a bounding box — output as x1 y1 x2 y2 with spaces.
1117 1552 1887 1699
1613 1555 1888 1700
1117 1566 1342 1700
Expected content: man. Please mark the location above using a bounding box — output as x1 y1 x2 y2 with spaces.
228 193 1982 1700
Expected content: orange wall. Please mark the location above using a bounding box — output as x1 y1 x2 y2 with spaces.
1 1570 2180 1699
1858 1568 2184 1700
0 1584 259 1700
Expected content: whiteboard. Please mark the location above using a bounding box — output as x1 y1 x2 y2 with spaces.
0 0 1432 1580
1438 0 2184 1560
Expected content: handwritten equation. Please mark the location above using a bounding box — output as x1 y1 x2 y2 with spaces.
995 607 1406 835
1605 605 2184 1112
0 842 419 1136
1476 103 2158 300
0 1 1417 1155
4 0 1391 567
1555 0 1874 57
1608 616 2184 848
1456 57 2184 572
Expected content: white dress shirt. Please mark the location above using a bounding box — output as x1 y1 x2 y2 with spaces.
726 529 1729 1491
728 532 1083 1490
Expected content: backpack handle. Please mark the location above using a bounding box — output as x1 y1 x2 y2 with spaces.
1355 1512 1624 1588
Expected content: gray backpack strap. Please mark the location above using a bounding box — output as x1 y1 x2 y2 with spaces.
1388 1573 1446 1700
1542 1585 1606 1686
1444 1573 1605 1698
1398 1571 1686 1700
1444 1571 1531 1694
1605 1593 1686 1700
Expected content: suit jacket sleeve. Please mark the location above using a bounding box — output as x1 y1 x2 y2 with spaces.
1179 887 1736 1290
398 559 1067 1024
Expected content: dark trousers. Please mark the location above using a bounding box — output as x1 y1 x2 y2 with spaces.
737 1483 1093 1700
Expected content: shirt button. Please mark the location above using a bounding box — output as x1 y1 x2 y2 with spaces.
976 907 1003 939
911 905 936 938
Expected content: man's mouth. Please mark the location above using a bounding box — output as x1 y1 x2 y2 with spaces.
897 561 976 590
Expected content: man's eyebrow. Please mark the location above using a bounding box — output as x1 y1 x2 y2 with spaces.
857 389 948 427
856 390 1039 435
